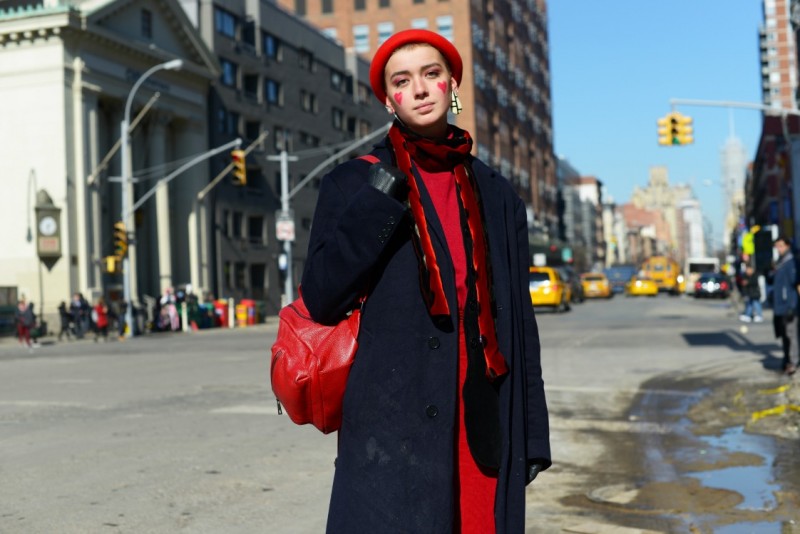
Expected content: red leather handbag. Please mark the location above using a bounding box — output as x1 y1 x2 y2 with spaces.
270 292 363 434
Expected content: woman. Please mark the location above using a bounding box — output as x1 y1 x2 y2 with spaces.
301 29 550 533
14 298 35 351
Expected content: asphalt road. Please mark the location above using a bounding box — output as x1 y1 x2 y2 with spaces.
0 293 796 533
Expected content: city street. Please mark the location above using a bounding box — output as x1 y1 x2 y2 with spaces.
1 294 799 533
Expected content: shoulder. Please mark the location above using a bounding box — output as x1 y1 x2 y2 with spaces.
470 156 523 206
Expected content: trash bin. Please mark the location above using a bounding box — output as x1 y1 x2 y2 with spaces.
235 303 248 327
213 299 228 327
240 298 256 325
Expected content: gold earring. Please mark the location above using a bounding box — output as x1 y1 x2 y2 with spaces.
450 89 462 115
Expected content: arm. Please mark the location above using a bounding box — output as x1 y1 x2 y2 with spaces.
301 161 407 324
513 198 551 476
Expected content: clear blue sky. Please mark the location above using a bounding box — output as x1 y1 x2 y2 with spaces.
548 1 764 248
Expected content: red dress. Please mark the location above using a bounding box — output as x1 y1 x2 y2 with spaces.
419 167 497 534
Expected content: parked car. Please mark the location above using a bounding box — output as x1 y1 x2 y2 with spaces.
625 275 659 297
558 266 584 303
580 272 612 299
694 273 731 299
529 267 570 312
604 264 638 294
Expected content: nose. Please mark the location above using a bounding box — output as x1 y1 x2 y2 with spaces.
412 76 427 97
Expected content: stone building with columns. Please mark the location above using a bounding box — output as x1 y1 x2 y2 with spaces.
0 0 218 326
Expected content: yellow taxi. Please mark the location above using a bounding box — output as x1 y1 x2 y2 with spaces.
625 275 659 297
580 272 612 298
529 266 570 312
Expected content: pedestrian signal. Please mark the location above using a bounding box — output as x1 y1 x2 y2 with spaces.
231 149 246 186
113 221 127 258
657 112 694 146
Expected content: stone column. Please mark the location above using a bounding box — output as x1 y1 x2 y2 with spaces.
150 113 173 293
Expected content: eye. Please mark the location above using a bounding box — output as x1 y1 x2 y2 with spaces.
425 68 443 79
390 76 408 88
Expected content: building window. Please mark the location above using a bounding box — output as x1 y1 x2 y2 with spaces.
298 50 315 72
141 9 152 39
223 261 232 289
234 262 246 289
355 0 366 9
232 211 243 238
248 216 264 245
331 69 344 91
411 18 428 29
353 25 369 54
227 112 240 136
220 59 237 87
214 7 236 38
295 0 306 16
300 90 318 113
379 0 390 6
274 127 293 151
413 0 424 4
377 22 394 46
436 15 453 41
264 33 282 60
322 28 338 40
265 79 283 105
332 108 345 130
322 0 333 13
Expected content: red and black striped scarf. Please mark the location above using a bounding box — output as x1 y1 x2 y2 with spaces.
388 122 508 382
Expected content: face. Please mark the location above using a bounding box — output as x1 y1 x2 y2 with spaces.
383 44 457 138
775 240 789 255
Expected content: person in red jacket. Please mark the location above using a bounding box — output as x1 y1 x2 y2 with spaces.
93 297 109 342
301 29 550 533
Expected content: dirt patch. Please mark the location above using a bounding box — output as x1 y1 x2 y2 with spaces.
558 373 800 531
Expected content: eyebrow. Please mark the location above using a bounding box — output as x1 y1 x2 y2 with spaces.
388 62 444 79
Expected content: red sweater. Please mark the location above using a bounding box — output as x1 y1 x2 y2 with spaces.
419 167 497 534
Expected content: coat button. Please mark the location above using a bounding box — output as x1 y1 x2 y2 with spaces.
427 337 440 349
425 405 438 418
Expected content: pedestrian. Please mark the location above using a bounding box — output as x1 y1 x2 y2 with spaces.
14 297 35 352
92 297 109 342
739 265 763 323
772 235 798 375
57 301 72 341
300 29 550 533
69 292 88 339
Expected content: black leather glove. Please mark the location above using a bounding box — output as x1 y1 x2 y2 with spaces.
368 163 408 202
526 461 543 485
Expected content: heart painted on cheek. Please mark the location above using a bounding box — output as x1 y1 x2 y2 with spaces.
437 82 447 94
393 92 403 106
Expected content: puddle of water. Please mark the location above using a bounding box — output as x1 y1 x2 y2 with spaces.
713 521 782 534
690 426 779 511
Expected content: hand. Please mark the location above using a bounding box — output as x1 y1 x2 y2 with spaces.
367 163 408 202
526 461 543 485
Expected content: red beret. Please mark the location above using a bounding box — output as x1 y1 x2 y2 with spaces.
369 29 463 104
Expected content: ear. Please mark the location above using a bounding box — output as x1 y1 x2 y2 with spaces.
450 77 458 94
384 97 395 115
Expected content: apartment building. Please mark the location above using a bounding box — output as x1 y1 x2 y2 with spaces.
275 0 559 237
182 0 389 311
760 0 797 111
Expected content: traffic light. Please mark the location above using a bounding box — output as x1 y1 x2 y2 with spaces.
231 149 246 186
113 221 127 259
657 112 694 146
104 255 121 274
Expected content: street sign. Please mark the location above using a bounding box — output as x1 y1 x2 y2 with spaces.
276 210 295 242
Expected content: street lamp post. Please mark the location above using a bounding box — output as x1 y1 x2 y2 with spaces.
120 58 183 338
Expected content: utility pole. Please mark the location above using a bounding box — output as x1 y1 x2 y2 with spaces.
267 148 298 305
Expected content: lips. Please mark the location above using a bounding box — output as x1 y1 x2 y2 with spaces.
414 102 435 112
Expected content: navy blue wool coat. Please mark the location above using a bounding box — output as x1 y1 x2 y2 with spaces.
301 139 551 534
